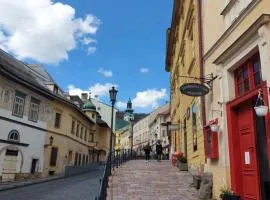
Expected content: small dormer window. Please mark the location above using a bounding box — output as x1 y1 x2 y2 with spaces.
92 113 95 119
8 130 20 142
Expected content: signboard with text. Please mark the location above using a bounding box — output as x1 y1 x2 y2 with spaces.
180 83 210 97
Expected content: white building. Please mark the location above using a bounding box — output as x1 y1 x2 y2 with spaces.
0 50 50 181
86 96 117 132
133 103 170 155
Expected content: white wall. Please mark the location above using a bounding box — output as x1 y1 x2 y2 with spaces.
0 108 46 175
92 99 117 131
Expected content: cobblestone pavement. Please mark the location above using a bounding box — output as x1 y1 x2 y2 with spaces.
0 169 103 200
107 160 198 200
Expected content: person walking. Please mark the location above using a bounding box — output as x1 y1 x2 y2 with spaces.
156 140 163 162
143 143 151 162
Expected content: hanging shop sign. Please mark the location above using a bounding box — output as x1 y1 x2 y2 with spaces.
180 83 210 97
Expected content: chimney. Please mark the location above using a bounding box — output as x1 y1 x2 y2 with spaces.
81 93 88 102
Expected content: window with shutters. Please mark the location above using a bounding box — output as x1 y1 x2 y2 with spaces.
50 147 58 166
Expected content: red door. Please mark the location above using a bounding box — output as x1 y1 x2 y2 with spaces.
237 102 260 199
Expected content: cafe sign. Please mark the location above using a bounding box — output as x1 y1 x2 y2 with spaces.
180 83 210 97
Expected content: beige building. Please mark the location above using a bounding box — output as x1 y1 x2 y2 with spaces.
202 0 270 199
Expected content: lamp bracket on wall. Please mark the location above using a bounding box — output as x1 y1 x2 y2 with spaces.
178 73 218 89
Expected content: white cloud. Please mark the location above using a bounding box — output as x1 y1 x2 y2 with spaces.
87 46 97 55
0 0 101 64
82 37 97 45
98 68 113 77
116 101 126 110
132 89 167 109
67 83 118 98
140 68 149 74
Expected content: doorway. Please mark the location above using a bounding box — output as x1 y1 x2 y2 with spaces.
227 93 270 200
31 159 38 174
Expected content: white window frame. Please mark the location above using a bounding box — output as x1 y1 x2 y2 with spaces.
13 96 25 117
29 102 39 122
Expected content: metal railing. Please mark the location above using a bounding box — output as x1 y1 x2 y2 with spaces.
95 149 137 200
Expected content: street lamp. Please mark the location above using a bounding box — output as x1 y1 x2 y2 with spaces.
109 86 117 175
130 118 135 158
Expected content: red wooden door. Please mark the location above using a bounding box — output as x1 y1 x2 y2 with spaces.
237 102 261 199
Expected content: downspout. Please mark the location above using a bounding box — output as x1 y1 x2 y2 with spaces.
197 0 206 127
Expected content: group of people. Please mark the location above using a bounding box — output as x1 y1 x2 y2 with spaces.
143 140 163 162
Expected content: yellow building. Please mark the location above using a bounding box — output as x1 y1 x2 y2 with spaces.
165 0 205 175
43 95 100 176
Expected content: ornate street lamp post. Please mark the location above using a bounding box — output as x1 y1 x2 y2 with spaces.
109 86 117 175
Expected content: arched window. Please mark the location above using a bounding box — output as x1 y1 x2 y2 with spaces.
8 130 20 142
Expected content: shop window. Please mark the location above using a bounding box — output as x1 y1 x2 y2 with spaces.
192 103 197 151
234 53 262 96
203 126 219 159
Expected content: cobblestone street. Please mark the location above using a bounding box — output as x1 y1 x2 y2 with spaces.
107 160 198 200
0 170 103 200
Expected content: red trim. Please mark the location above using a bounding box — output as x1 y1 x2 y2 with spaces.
227 81 269 199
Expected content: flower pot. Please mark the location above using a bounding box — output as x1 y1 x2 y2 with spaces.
254 105 268 117
179 162 188 171
221 195 240 200
210 124 219 132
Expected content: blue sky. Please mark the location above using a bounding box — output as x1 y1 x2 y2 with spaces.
0 0 173 113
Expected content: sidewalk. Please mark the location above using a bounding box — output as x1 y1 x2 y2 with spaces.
0 174 65 192
107 160 198 200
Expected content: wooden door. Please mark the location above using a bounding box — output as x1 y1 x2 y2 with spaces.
237 102 261 199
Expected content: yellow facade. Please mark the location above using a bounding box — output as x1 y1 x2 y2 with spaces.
43 100 110 176
166 0 205 173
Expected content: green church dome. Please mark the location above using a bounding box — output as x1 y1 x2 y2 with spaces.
82 98 96 111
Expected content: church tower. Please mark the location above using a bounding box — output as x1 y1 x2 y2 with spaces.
124 98 134 122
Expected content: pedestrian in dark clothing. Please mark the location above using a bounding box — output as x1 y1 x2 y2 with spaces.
156 140 163 161
143 143 151 162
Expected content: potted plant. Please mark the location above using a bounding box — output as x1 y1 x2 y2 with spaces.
220 188 240 200
177 156 188 171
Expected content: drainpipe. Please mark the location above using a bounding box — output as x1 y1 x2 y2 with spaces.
197 0 206 128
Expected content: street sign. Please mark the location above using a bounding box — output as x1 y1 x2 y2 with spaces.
180 83 210 97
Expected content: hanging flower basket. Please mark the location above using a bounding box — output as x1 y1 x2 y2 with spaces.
210 124 219 132
254 105 268 117
254 89 269 117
